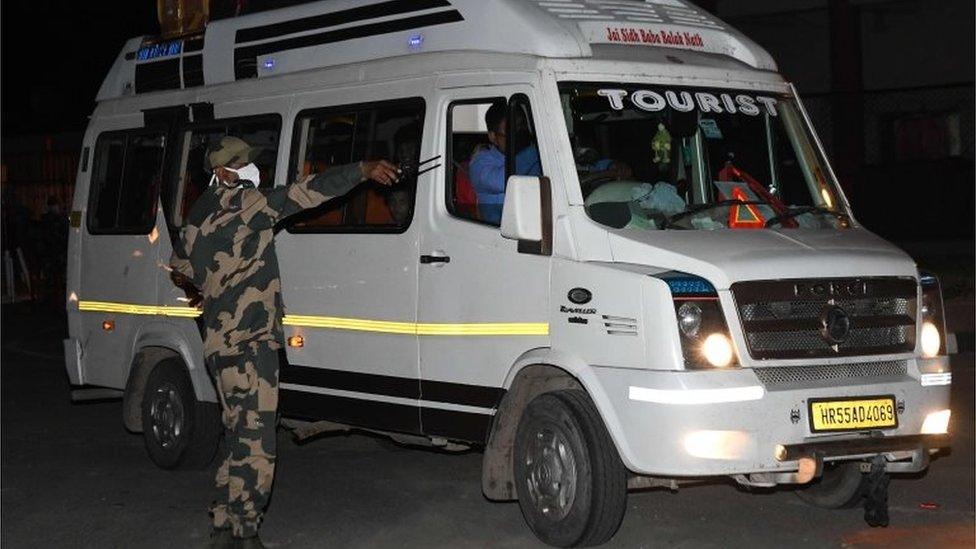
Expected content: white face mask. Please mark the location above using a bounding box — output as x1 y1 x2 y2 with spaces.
211 163 261 188
228 163 261 187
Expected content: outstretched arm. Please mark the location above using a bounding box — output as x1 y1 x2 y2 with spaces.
239 160 400 230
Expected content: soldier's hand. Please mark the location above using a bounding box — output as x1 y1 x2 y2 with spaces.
170 270 203 308
361 160 402 186
170 270 191 289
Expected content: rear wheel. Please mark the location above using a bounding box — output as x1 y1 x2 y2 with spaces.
141 358 221 470
795 462 866 509
514 390 627 547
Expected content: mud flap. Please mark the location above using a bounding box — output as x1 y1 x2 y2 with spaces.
863 455 890 527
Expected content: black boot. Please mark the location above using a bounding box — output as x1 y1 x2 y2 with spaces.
206 528 233 549
234 534 266 549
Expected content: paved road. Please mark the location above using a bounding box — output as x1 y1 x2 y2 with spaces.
2 303 973 548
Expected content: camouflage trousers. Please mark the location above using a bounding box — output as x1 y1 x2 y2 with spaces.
206 341 279 537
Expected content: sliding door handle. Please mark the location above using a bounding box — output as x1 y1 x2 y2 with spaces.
420 254 451 265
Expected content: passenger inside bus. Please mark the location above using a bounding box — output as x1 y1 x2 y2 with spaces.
468 101 541 224
469 101 630 225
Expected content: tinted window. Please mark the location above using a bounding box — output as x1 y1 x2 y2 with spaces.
171 117 281 226
88 131 165 234
287 98 425 232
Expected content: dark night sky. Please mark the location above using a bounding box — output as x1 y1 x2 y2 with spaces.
2 1 159 137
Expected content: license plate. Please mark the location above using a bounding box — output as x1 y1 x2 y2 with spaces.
808 396 898 433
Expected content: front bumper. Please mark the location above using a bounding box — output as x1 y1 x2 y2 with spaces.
592 357 951 484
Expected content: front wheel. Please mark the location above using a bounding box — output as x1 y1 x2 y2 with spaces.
141 358 221 470
514 390 627 547
795 462 866 509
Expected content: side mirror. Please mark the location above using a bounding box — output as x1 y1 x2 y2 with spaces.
501 176 552 256
501 176 542 241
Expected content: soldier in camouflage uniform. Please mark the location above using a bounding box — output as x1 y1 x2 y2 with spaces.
170 136 400 548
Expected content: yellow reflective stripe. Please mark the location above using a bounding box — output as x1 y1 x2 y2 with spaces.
78 301 548 336
284 315 549 336
78 300 202 318
416 323 549 336
283 315 417 334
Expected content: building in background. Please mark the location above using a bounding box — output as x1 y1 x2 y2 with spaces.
708 0 974 241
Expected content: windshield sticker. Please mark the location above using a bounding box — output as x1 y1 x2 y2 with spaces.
598 89 778 117
698 119 723 139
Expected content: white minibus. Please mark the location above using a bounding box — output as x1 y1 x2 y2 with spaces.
66 1 952 545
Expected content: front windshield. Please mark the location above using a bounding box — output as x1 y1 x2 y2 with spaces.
559 82 850 231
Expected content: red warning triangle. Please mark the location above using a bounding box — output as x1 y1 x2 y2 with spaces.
728 187 765 229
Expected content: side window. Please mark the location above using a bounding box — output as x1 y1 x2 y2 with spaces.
88 131 165 234
447 95 544 226
286 98 424 232
170 116 281 226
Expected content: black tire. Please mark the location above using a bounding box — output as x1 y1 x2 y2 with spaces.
795 462 866 509
514 390 627 547
141 358 221 470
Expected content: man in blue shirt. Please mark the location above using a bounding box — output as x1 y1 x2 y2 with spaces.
469 102 541 225
469 102 631 225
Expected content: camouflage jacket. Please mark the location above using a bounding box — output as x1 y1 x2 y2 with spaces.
170 163 362 358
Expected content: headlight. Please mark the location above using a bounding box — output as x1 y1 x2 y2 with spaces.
677 302 703 338
920 273 946 357
663 274 738 369
702 333 735 367
920 322 941 358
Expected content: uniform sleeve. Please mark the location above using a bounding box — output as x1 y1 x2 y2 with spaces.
469 150 506 196
237 163 364 231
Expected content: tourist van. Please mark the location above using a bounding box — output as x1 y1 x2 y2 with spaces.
66 0 952 545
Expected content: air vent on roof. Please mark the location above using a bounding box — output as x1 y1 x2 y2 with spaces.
534 0 725 30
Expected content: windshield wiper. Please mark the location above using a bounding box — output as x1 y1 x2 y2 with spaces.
662 199 769 230
764 206 850 228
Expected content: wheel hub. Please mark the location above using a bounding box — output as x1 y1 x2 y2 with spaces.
524 427 577 520
148 382 184 450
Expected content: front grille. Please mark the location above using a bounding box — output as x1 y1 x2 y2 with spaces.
753 361 908 387
732 278 917 360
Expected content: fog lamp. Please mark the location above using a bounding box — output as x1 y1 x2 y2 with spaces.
702 333 734 367
921 321 941 358
684 430 750 460
920 409 951 435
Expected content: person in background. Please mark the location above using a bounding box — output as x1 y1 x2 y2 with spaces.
38 196 68 304
169 136 401 549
